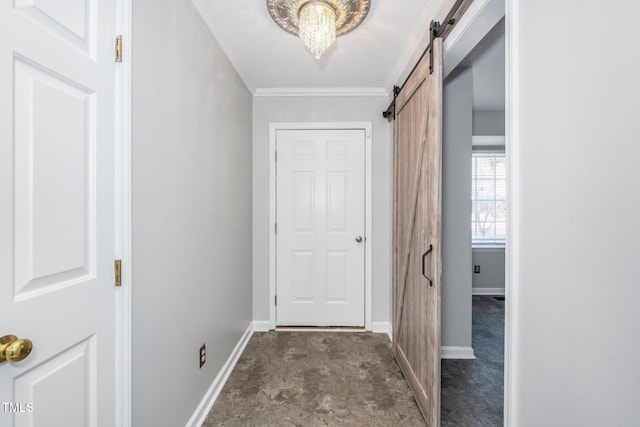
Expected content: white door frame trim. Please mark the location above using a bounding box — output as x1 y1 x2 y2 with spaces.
504 0 517 424
269 122 373 330
440 0 513 424
442 0 505 78
115 0 132 425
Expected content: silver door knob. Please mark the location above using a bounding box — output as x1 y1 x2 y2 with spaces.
355 236 363 243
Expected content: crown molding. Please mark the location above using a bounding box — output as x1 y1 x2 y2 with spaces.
254 87 389 97
384 0 445 92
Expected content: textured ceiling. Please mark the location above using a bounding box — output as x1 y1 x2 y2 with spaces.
192 0 442 93
191 0 505 107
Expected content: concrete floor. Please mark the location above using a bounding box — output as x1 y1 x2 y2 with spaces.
205 296 504 426
205 332 425 426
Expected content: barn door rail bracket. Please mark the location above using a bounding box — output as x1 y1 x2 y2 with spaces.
382 0 467 120
382 86 401 121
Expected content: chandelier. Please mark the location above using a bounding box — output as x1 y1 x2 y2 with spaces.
267 0 370 59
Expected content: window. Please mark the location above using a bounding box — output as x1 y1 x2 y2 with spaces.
472 152 506 246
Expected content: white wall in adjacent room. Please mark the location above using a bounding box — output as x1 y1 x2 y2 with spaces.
132 0 253 425
510 0 640 424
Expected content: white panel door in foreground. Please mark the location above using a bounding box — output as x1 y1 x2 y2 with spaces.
276 129 365 327
0 1 118 426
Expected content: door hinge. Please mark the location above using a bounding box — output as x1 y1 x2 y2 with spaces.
274 150 277 162
114 260 122 287
275 295 277 306
115 35 123 62
275 222 277 234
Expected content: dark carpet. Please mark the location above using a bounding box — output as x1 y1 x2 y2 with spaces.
205 295 504 426
441 295 505 426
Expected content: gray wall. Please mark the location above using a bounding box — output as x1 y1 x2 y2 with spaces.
252 96 393 324
442 67 473 348
132 1 252 425
473 110 505 136
511 0 640 424
472 248 505 290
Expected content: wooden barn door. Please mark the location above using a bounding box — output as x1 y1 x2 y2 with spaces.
393 38 443 426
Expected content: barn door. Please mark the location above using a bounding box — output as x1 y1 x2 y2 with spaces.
393 38 443 426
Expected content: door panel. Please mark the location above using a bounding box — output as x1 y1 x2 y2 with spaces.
14 0 95 56
393 38 443 426
293 172 314 231
13 57 95 300
326 251 348 301
13 337 96 426
326 172 348 232
292 251 314 301
0 1 117 426
277 129 365 327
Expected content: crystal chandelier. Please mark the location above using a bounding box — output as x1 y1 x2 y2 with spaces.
299 2 336 59
267 0 370 60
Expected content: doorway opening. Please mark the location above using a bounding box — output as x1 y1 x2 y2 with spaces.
441 11 506 427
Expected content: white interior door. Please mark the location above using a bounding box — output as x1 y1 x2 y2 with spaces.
276 129 366 327
0 2 118 426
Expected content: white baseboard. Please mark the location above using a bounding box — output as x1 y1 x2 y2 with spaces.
371 321 393 341
275 327 366 332
472 287 505 296
252 320 271 332
185 323 254 427
441 346 476 359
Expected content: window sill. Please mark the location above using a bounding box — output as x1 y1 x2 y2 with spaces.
471 243 506 249
472 244 506 251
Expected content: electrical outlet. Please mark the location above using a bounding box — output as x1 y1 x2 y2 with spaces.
474 265 481 274
199 343 206 368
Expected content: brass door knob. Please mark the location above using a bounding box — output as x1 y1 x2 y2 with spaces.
0 334 33 363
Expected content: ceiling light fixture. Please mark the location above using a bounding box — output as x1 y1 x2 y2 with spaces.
267 0 370 59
